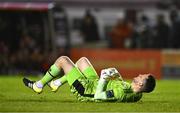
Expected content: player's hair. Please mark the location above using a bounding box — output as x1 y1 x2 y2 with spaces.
143 75 156 93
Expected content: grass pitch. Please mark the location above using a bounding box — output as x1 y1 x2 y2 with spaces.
0 75 180 112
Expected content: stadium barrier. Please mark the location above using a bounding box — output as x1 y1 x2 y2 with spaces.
162 50 180 78
70 48 162 79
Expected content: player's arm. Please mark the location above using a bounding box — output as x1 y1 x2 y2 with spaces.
94 78 108 99
94 68 118 100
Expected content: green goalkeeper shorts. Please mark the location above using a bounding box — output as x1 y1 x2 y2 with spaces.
70 77 98 101
66 66 99 101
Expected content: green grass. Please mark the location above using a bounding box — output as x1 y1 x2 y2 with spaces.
0 76 180 112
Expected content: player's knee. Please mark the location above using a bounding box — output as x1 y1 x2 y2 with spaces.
76 57 88 65
79 57 88 62
55 56 71 66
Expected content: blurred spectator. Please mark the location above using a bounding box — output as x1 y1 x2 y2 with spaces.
169 9 180 48
132 15 154 48
153 14 170 49
16 35 37 71
110 18 133 48
30 47 44 71
80 9 100 42
0 41 9 74
21 35 35 48
0 15 21 53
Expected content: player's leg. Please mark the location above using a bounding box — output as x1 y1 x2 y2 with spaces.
49 75 67 92
23 56 83 93
76 57 99 79
48 56 73 92
50 57 98 93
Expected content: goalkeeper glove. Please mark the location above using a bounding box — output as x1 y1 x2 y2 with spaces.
100 68 120 80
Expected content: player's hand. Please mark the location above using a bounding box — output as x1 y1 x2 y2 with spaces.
107 68 124 80
100 69 110 80
107 68 120 79
100 68 120 80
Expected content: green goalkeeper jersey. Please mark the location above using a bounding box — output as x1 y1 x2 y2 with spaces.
105 79 142 102
71 78 142 102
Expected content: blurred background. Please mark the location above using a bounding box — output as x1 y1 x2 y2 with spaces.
1 0 180 79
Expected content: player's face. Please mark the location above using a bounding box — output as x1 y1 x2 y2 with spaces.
131 74 150 93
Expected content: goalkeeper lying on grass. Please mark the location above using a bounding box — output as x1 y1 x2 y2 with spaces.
23 56 156 102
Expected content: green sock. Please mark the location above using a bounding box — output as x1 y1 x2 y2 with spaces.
82 66 98 79
52 76 67 87
59 76 67 84
66 67 83 86
40 64 60 85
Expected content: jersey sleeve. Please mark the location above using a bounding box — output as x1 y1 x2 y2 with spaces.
114 87 142 102
94 82 125 101
105 81 143 102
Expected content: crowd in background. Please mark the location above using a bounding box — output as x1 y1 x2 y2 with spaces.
120 9 180 49
0 34 60 75
0 11 61 75
1 7 180 74
80 8 180 49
